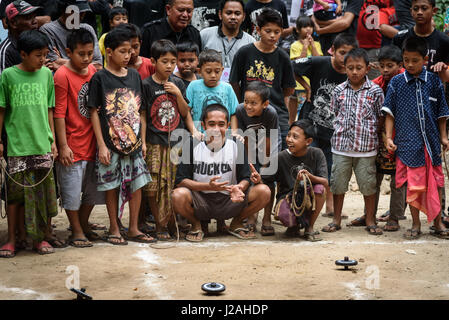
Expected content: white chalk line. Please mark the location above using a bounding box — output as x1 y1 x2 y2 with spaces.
341 281 369 300
0 284 54 300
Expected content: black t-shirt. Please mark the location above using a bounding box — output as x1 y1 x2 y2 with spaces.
142 75 188 147
243 0 289 40
172 73 203 90
229 43 296 125
292 56 347 134
141 18 202 58
0 35 20 72
87 68 144 156
393 0 414 29
318 0 364 54
262 147 328 200
393 28 449 70
191 0 221 31
123 0 166 28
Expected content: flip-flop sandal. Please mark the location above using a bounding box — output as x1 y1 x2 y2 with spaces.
383 220 400 232
321 223 341 233
0 243 16 258
127 233 157 243
139 224 156 234
260 225 275 236
377 211 390 222
45 237 68 248
347 216 366 227
89 222 107 230
366 225 383 235
185 230 205 242
33 241 55 255
245 223 257 233
430 229 449 239
403 229 421 240
303 232 322 242
105 235 128 246
228 227 256 240
69 238 93 248
322 212 348 219
156 231 174 242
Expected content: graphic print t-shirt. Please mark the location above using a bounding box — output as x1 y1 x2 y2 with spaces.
192 0 221 31
87 68 143 156
230 43 296 124
142 75 188 146
54 64 97 162
292 56 347 131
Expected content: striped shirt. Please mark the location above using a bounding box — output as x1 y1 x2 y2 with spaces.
331 77 384 153
0 35 20 73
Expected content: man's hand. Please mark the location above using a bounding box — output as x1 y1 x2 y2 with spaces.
99 145 111 166
336 4 342 15
385 137 397 153
228 184 245 202
59 145 74 166
249 163 261 184
209 176 229 191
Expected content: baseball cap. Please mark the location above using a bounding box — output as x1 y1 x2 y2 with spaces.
5 1 41 20
64 0 92 13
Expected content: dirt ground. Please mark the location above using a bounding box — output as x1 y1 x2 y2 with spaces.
1 175 449 301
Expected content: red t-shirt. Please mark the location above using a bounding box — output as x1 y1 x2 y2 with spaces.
357 0 398 49
54 64 98 162
137 56 155 80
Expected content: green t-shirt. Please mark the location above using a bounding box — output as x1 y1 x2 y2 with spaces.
0 66 55 157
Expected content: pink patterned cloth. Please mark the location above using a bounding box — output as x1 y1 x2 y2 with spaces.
395 148 444 222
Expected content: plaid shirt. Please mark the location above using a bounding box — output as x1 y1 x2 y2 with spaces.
331 77 384 153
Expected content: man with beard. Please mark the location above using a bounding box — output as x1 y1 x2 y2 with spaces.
141 0 201 58
200 0 255 71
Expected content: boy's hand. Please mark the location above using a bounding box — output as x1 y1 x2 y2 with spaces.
59 145 74 166
385 137 397 153
164 81 181 97
297 169 311 180
51 142 58 159
209 176 229 191
228 184 245 203
430 62 448 73
441 138 449 152
142 143 147 159
232 132 245 144
249 163 261 184
99 145 111 166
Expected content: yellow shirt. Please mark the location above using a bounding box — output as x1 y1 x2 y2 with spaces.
290 40 323 90
99 33 107 67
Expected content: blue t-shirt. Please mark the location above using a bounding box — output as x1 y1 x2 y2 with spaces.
186 79 239 131
381 68 449 167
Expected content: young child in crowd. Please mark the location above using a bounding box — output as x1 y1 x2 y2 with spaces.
54 29 105 248
87 27 154 245
142 39 191 241
173 42 202 88
0 30 58 257
261 119 328 241
383 36 449 239
293 33 357 221
118 23 155 80
235 81 280 235
230 8 296 150
290 16 323 120
187 49 239 136
324 48 384 235
313 0 342 22
99 6 129 67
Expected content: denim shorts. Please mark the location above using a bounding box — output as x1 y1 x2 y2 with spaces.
56 160 105 211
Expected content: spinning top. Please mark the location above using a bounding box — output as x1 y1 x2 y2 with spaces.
201 282 226 294
335 256 358 270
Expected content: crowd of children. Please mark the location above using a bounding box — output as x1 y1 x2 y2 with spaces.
1 0 449 258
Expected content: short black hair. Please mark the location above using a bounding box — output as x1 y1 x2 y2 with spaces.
256 7 283 29
104 27 131 50
198 49 222 68
176 42 200 56
411 0 435 7
289 119 315 139
150 39 177 61
201 103 229 122
378 45 402 64
245 81 270 102
295 16 314 33
333 33 358 50
17 30 49 54
402 36 428 58
116 23 141 41
344 48 369 65
219 0 245 11
66 28 94 52
109 6 128 20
